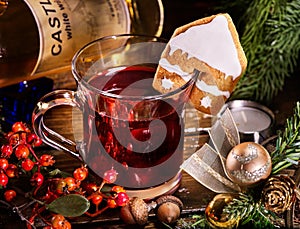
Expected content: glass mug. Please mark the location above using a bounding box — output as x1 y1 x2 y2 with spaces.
32 34 198 199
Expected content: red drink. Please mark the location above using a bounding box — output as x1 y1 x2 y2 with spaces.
81 66 187 189
32 35 198 198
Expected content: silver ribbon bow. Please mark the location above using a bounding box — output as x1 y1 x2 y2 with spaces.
181 108 241 193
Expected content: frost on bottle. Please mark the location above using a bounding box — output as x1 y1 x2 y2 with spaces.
0 0 164 87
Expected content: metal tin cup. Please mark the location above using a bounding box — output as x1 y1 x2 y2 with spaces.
223 100 275 143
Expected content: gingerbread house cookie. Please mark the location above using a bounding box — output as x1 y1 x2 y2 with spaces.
153 13 247 115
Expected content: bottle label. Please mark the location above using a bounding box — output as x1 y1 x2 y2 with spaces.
24 0 130 75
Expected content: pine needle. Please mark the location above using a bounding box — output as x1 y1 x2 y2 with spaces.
271 102 300 174
230 0 300 103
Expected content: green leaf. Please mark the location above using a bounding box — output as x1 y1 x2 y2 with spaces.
48 168 72 178
46 194 90 217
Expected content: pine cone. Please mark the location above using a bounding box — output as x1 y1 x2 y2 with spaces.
261 175 296 214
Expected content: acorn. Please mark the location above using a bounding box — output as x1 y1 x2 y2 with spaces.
155 195 183 224
120 197 156 225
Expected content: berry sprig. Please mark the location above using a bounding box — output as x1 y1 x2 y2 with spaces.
0 122 129 229
83 169 129 217
0 122 53 193
26 166 129 228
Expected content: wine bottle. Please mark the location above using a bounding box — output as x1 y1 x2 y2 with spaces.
0 0 164 88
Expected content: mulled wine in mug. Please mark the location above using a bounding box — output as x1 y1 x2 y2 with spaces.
32 35 198 199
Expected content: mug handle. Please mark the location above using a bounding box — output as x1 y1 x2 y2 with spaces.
32 89 82 160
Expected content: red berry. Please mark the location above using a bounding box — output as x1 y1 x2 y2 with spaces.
103 168 118 184
33 137 42 147
1 145 13 157
7 133 20 146
0 172 8 187
4 189 16 202
6 164 18 178
55 179 67 195
115 192 129 207
82 182 98 195
90 193 103 205
26 133 36 144
51 214 71 229
111 185 125 193
14 144 30 159
31 172 44 186
51 213 65 222
21 158 35 171
11 122 27 133
27 133 43 147
64 177 77 191
107 199 117 208
39 154 55 167
0 158 9 171
73 166 88 181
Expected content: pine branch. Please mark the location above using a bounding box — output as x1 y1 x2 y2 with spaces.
224 193 279 228
271 102 300 174
175 193 280 228
230 0 300 103
175 215 210 229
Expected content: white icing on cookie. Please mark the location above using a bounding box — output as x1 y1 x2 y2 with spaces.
159 58 194 84
159 58 230 98
196 80 230 98
161 77 174 90
168 15 241 80
159 58 191 79
200 96 212 108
